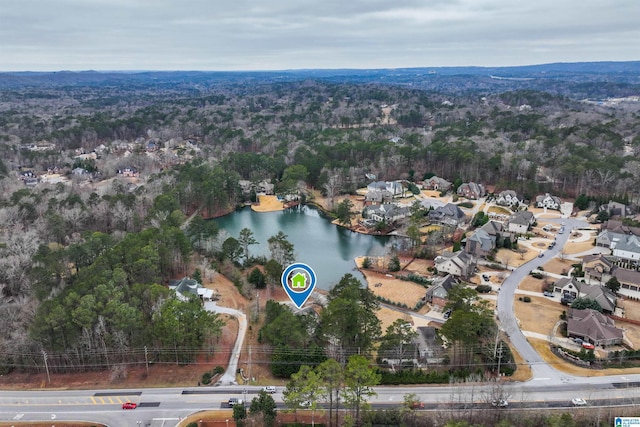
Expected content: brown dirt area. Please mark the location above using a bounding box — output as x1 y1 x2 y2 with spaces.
377 305 414 331
514 295 566 336
495 247 538 268
518 275 552 293
179 409 339 427
528 207 563 218
358 267 427 308
563 231 597 255
251 195 286 212
541 258 575 275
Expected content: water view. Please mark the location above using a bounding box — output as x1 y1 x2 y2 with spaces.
214 205 398 290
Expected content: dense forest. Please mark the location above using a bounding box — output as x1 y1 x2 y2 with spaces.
0 64 639 375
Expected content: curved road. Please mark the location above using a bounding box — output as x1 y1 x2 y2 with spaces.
496 216 601 384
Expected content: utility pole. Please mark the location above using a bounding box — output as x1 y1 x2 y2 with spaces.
144 346 149 376
42 350 51 384
497 342 504 376
248 346 252 383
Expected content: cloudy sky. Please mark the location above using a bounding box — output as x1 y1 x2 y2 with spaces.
1 0 639 71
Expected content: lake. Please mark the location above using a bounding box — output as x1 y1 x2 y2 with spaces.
214 205 399 290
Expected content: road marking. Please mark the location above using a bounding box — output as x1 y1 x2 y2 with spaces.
533 377 550 380
91 396 97 404
13 413 24 420
51 414 56 420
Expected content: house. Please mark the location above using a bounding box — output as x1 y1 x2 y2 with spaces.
595 229 620 248
582 254 615 283
536 193 561 210
425 274 458 310
567 309 623 347
422 176 452 192
239 180 253 194
367 180 404 197
613 268 640 301
362 203 409 223
364 190 393 206
256 180 274 195
169 277 214 301
495 190 524 208
456 182 485 200
554 277 617 314
465 221 504 257
599 201 633 218
434 251 476 280
595 230 640 262
600 219 640 237
582 254 640 301
612 235 640 263
428 203 467 226
507 211 535 234
72 167 89 176
117 167 139 178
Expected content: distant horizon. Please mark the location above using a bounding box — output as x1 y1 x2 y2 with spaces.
2 59 640 74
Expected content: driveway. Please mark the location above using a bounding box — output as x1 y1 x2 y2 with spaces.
204 301 247 385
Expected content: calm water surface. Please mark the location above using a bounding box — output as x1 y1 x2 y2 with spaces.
214 206 397 290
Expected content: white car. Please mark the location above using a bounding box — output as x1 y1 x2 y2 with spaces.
491 399 508 407
262 386 277 394
571 398 587 406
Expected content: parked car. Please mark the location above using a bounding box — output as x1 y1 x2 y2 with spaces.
538 252 544 258
262 386 277 394
409 400 425 409
548 242 556 249
571 397 587 406
122 402 137 410
543 291 554 297
482 274 490 282
582 342 595 350
300 400 312 408
491 399 508 407
228 397 243 407
443 309 452 319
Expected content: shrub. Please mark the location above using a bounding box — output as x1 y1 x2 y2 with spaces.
523 296 531 303
201 371 213 385
214 365 225 374
475 284 492 293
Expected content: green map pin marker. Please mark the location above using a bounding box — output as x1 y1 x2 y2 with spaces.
281 263 316 309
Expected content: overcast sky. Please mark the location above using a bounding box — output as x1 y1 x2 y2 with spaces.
1 0 639 71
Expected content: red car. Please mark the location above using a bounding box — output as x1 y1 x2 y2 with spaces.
582 342 595 350
409 401 425 409
122 402 138 410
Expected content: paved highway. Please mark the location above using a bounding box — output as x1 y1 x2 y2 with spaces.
3 381 640 427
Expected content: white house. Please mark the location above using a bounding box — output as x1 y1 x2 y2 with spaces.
507 211 535 234
434 251 476 280
367 180 404 197
612 235 640 262
495 190 523 208
536 193 561 210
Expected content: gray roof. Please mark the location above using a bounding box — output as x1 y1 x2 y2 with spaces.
567 309 623 344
